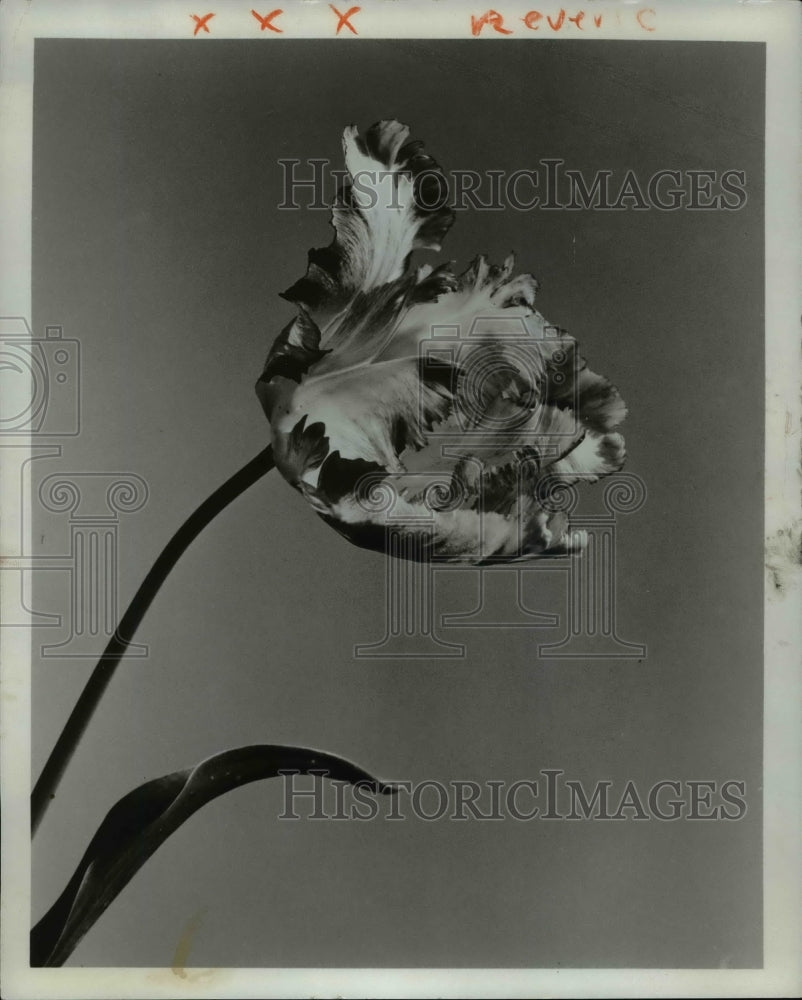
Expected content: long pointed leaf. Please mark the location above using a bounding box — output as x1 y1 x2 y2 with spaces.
31 744 396 967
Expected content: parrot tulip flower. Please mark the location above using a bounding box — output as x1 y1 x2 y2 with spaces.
31 119 630 847
257 120 627 562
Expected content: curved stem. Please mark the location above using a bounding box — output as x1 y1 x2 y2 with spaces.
31 445 276 837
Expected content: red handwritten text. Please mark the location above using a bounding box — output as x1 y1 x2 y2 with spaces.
473 8 657 35
184 5 656 38
471 10 513 36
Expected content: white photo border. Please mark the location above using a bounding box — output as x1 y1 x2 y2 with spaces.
1 0 799 996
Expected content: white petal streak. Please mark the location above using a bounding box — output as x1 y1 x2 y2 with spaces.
548 431 626 482
276 358 449 471
340 127 420 292
378 279 549 366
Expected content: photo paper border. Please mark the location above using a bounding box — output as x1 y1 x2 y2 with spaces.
1 0 799 996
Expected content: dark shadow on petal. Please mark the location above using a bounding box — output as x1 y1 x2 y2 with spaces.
317 451 387 506
286 415 330 475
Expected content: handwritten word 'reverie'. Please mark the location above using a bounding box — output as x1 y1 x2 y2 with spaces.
471 7 656 35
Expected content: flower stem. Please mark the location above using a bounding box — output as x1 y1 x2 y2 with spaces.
31 445 275 837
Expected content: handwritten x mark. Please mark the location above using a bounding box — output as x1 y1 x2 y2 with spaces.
251 9 283 32
191 12 215 35
330 4 360 35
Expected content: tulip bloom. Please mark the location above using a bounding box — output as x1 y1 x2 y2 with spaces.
257 121 626 562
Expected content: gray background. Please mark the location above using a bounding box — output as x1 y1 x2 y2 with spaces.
31 40 764 967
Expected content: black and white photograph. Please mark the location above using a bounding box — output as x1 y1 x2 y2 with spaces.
1 0 799 997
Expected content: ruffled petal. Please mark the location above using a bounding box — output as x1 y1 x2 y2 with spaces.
280 121 455 326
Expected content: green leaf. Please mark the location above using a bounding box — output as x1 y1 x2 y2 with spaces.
31 745 396 967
